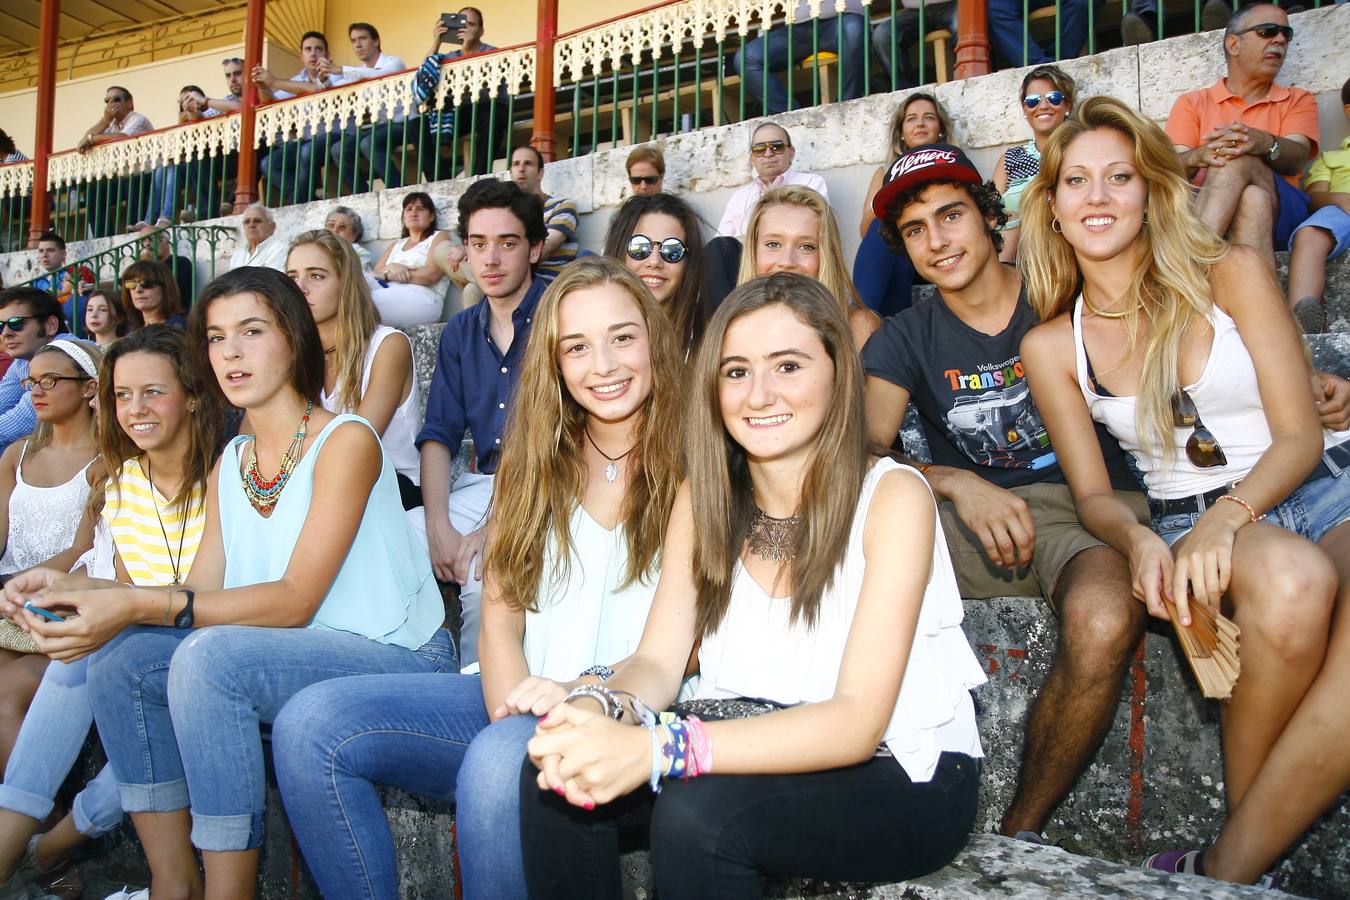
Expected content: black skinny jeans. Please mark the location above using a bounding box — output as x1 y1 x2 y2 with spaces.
519 750 979 900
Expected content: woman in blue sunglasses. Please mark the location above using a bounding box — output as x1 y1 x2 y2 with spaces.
993 64 1075 262
603 193 709 355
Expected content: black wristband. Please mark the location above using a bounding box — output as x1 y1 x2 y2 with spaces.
173 589 196 630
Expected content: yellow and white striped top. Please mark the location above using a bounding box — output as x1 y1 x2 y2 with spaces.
102 458 207 587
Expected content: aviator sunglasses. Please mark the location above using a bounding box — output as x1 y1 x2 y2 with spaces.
750 139 788 157
1023 91 1067 109
1233 22 1293 40
125 279 163 291
1172 388 1228 468
626 234 687 264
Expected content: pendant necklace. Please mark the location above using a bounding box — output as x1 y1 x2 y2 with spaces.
145 458 186 585
243 401 312 515
583 428 636 484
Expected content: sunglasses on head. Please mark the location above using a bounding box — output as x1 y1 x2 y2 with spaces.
751 140 788 157
1234 22 1293 40
222 57 244 65
126 279 162 291
626 234 687 264
1023 91 1067 109
21 373 88 392
0 315 39 333
629 175 660 186
1172 388 1228 469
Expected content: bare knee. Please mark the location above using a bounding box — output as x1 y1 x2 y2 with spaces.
1055 549 1145 673
1240 552 1336 662
1291 226 1333 256
1209 154 1272 190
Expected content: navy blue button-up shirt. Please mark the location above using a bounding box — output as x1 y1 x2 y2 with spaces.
415 278 547 474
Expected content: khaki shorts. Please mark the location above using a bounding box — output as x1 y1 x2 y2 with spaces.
937 481 1149 608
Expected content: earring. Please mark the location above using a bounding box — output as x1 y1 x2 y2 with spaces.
1051 218 1062 234
1142 212 1149 226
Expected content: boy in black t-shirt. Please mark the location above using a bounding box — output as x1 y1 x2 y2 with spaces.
860 145 1150 842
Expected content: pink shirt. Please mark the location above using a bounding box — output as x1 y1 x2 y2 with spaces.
717 169 830 237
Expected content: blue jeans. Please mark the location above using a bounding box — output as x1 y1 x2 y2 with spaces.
735 13 867 114
986 0 1100 66
870 2 958 87
0 657 122 837
262 131 332 206
853 218 918 317
1154 465 1350 547
88 624 455 852
273 673 533 900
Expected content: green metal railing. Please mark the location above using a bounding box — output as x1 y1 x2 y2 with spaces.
17 224 236 337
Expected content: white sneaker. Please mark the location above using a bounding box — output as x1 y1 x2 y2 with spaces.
103 888 150 900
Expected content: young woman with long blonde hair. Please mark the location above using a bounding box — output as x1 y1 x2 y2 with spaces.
738 185 880 349
287 229 422 506
271 257 686 900
1019 95 1350 886
519 272 985 898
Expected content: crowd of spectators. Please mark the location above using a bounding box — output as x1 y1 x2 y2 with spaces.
0 3 1346 897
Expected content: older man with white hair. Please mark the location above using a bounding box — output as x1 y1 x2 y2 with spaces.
228 206 288 271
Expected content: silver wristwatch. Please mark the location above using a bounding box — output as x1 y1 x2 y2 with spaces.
1267 137 1282 163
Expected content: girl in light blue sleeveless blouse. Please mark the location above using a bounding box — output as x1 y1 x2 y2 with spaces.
14 268 456 900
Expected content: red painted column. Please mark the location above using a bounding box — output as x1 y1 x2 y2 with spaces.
531 0 558 162
233 0 266 212
28 0 60 246
954 0 992 80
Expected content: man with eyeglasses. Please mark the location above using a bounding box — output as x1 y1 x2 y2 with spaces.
0 288 73 454
1165 4 1317 270
227 205 288 272
76 86 153 155
716 122 828 238
626 145 665 197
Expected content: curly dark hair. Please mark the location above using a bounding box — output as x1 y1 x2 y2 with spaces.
877 178 1008 258
456 178 548 246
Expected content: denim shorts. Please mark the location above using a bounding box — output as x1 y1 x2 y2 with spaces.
1154 451 1350 547
1289 205 1350 259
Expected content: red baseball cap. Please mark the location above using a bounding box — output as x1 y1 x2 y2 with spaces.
871 144 983 220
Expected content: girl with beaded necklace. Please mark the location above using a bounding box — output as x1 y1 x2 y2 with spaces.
272 257 686 900
0 326 219 900
519 273 986 898
5 267 453 900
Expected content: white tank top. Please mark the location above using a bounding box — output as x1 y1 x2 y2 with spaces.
521 505 657 681
1072 298 1350 499
385 233 449 306
694 458 987 783
320 326 422 485
0 444 93 574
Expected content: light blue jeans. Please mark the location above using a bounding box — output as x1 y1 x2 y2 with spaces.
87 624 455 852
0 657 122 836
272 673 534 900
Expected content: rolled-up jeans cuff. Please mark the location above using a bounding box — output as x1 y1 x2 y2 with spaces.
73 767 125 837
0 784 55 823
190 811 264 851
118 778 189 814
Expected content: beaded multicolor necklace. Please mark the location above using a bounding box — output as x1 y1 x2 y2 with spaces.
242 401 312 515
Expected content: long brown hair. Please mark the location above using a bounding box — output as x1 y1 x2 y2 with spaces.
687 273 869 638
119 259 183 329
888 91 953 154
287 229 380 414
1020 95 1227 462
91 325 225 519
484 257 686 612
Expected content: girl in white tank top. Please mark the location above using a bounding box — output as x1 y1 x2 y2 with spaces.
1018 97 1350 887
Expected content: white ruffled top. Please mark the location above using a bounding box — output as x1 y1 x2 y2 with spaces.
693 457 986 782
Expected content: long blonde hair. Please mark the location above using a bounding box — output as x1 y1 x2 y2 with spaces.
27 339 101 453
484 257 686 613
688 273 869 638
737 185 865 320
1020 95 1228 462
288 229 380 414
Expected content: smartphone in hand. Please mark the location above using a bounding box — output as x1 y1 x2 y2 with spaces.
440 12 467 42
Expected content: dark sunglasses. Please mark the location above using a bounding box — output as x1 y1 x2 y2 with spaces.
21 373 89 392
626 234 687 264
1234 22 1293 40
1172 389 1228 469
1023 91 1067 109
105 94 129 103
125 279 162 291
750 140 788 157
629 175 660 186
0 315 39 333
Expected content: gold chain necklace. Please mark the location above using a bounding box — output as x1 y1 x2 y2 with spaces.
1082 289 1141 320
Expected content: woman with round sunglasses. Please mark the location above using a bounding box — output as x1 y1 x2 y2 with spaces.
603 193 708 353
271 258 685 900
853 92 955 317
992 65 1075 263
118 260 187 331
739 185 879 350
1019 96 1350 887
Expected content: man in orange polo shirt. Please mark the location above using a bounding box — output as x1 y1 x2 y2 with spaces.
1165 3 1317 265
